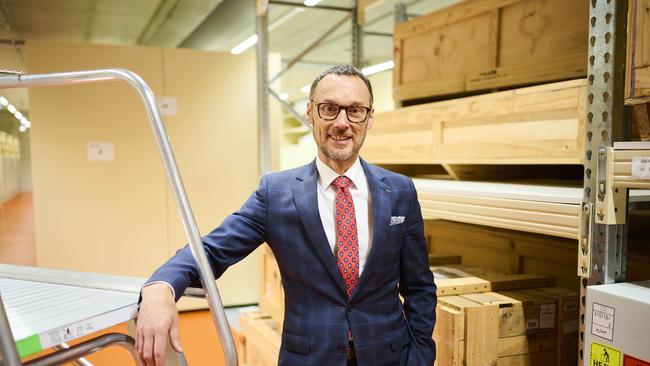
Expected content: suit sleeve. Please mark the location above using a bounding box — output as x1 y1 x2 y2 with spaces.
146 175 269 301
399 178 437 364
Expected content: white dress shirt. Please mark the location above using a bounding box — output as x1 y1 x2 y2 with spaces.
316 157 373 274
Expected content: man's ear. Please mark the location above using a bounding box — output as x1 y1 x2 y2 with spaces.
306 101 314 126
366 107 375 130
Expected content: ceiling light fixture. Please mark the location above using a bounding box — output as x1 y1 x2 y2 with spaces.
300 84 311 94
304 0 323 6
230 35 258 55
362 61 395 76
0 97 8 107
7 104 16 114
279 93 289 101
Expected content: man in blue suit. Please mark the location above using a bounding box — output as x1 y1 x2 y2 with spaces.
136 65 436 366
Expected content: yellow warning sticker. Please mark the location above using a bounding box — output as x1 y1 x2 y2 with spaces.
590 342 622 366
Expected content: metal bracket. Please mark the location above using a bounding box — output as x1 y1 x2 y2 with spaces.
578 203 593 278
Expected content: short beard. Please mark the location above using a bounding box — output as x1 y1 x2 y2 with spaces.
321 144 356 161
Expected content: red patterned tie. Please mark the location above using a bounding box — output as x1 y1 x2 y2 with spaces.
332 176 359 297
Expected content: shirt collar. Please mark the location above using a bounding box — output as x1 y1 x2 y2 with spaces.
316 156 363 190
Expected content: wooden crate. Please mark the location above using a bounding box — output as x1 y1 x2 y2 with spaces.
258 245 284 323
530 287 579 366
425 220 579 291
435 290 561 366
393 0 588 101
239 311 281 366
625 0 650 104
364 79 586 166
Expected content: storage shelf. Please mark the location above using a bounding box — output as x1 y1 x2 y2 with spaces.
414 178 650 239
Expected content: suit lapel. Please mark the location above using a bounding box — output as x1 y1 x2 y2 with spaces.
353 159 391 299
292 160 346 296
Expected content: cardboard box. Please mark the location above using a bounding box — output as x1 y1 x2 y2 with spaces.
583 281 650 366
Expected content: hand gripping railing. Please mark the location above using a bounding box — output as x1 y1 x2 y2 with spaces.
0 69 238 366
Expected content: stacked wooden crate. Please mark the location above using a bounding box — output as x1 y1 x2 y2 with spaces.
433 287 579 366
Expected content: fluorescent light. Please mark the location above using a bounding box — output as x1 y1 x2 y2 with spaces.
300 84 311 94
0 97 7 106
14 111 23 120
304 0 322 6
279 93 289 101
19 125 26 132
362 60 395 76
230 35 258 55
7 104 16 114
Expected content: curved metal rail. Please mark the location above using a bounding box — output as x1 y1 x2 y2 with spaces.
0 69 237 366
24 333 141 366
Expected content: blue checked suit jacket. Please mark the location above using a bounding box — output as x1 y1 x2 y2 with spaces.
147 158 437 366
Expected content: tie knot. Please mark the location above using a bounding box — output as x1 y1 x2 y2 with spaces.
332 176 352 190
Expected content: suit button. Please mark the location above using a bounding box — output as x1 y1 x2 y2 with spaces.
337 344 346 353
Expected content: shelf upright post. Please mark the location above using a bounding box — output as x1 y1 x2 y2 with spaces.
255 0 271 176
578 0 630 364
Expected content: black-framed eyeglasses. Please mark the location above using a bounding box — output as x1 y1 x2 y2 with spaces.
313 102 371 123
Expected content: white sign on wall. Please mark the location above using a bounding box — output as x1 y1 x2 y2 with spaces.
87 142 114 161
156 96 177 116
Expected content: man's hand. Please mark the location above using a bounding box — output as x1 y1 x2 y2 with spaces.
136 283 182 366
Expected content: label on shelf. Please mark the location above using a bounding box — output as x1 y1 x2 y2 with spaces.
631 157 650 179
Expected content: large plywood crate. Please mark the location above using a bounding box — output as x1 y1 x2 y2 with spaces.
364 79 586 166
393 0 588 101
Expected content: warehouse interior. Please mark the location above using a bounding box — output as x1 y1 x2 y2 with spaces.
0 0 649 365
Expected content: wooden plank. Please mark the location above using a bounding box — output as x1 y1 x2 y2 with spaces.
496 350 556 366
465 302 499 364
258 245 284 324
432 265 555 296
393 0 588 101
625 0 650 104
365 79 586 167
494 290 558 338
429 253 462 266
497 332 556 357
433 305 465 366
437 295 499 366
633 104 650 140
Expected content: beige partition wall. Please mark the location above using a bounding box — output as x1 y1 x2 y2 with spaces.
26 41 261 305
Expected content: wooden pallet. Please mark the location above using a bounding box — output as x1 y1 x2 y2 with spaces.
393 0 588 101
364 79 586 166
431 265 556 297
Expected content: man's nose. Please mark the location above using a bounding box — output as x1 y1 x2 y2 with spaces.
332 109 350 126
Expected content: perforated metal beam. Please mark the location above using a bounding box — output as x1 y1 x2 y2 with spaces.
578 0 629 363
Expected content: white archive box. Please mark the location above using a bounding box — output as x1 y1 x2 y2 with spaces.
583 281 650 366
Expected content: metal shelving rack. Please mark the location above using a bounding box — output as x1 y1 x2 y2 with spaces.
577 0 649 364
254 1 650 365
254 0 363 175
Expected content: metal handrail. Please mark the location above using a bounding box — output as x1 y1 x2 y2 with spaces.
0 69 237 366
0 294 21 366
24 333 141 366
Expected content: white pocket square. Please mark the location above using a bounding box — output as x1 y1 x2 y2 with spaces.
390 216 405 226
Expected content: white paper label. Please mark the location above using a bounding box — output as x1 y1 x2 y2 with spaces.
632 156 650 179
540 304 556 328
87 142 114 161
526 318 539 329
156 96 177 116
591 302 615 341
